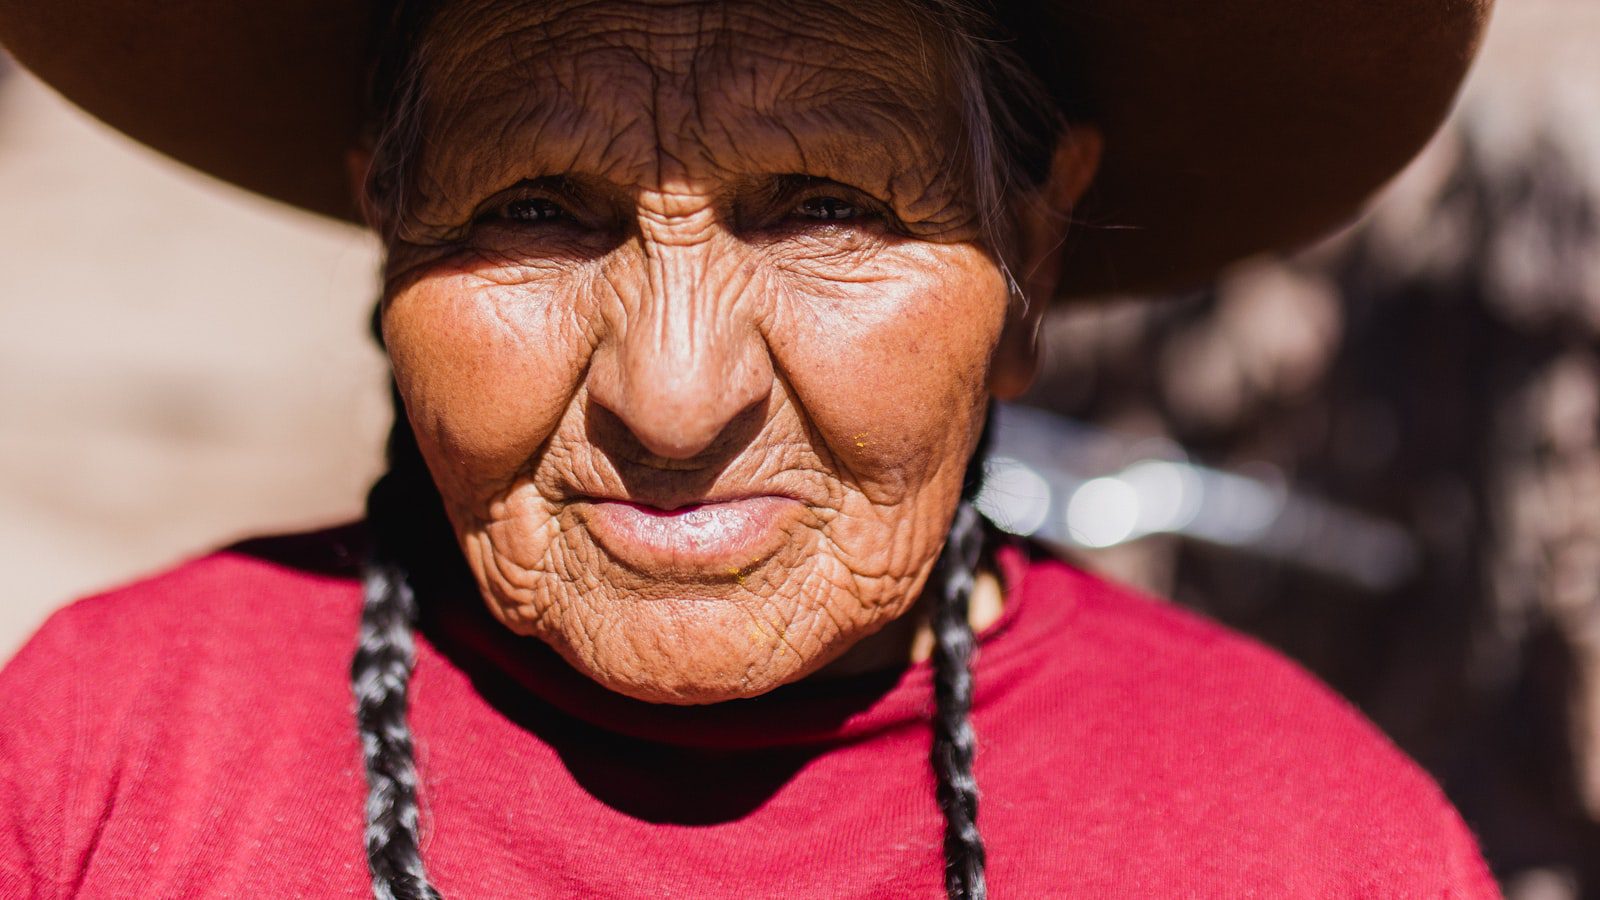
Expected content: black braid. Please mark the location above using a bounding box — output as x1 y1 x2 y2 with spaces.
354 544 440 900
931 499 990 900
352 359 446 897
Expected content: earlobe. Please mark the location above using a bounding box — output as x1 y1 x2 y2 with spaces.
989 125 1103 400
987 314 1045 401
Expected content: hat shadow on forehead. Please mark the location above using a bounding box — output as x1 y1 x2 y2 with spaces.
0 0 1491 298
361 0 1035 259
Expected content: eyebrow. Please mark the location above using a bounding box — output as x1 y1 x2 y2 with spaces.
477 175 595 206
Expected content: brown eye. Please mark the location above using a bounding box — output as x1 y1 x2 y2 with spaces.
499 197 568 223
796 196 861 221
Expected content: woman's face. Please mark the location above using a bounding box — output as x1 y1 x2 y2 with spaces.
376 0 1073 703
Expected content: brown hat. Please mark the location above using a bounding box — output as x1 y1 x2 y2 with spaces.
0 0 1491 297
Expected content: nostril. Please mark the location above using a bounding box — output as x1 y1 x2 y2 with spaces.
584 392 771 467
583 337 777 462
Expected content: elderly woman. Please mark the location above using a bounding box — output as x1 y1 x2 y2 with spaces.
0 0 1496 897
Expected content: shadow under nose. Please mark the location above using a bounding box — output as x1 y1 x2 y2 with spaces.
583 393 771 502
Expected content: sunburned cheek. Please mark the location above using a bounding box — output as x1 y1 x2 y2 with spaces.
776 252 1007 490
385 277 587 487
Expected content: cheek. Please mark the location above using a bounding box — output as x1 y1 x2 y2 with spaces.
382 272 590 503
774 243 1008 493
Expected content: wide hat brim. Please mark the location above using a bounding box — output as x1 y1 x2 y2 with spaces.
0 0 1491 298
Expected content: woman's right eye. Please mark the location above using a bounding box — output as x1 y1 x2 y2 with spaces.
795 196 862 222
496 197 569 223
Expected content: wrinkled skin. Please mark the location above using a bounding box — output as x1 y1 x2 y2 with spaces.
370 0 1096 704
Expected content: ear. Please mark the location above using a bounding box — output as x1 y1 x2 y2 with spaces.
989 125 1103 400
344 146 381 231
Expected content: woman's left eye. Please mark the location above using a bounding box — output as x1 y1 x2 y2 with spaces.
795 196 861 221
498 197 568 223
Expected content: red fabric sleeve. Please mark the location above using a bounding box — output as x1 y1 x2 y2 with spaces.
0 607 88 899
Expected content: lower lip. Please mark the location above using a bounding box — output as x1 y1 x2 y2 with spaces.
578 496 805 572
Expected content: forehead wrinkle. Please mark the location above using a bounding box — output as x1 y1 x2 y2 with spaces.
658 1 959 200
411 9 662 223
407 0 967 225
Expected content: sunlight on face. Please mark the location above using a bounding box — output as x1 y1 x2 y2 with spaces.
377 0 1021 703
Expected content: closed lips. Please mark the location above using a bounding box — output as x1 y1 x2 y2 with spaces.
575 495 807 573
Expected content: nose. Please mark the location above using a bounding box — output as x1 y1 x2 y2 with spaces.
585 263 774 461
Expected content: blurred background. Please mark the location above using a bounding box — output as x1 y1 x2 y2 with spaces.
2 0 1597 895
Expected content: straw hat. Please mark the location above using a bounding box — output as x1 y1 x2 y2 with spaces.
0 0 1491 296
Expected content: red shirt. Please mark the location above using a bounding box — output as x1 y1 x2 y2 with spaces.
0 527 1496 898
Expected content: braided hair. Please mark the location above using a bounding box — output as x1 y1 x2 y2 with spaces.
930 500 991 899
352 385 444 900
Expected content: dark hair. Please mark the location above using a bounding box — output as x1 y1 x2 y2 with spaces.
352 391 445 900
354 3 1062 898
929 493 991 898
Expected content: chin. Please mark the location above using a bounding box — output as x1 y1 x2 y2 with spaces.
566 644 821 706
463 511 935 705
590 669 795 707
536 597 858 706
